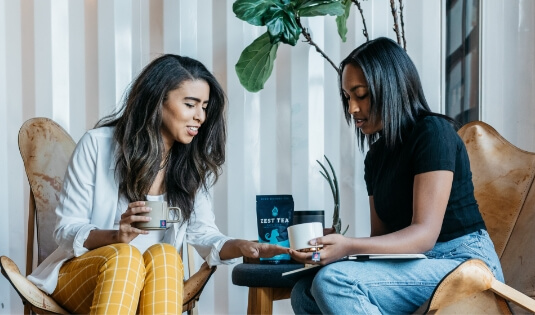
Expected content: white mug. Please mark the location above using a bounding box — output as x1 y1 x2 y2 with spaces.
287 222 324 252
133 201 181 230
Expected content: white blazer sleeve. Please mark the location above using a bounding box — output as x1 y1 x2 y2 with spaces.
186 189 237 266
53 132 99 257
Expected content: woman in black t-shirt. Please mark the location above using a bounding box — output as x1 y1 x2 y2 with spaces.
289 37 504 314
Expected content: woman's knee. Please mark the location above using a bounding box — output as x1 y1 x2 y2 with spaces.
104 243 143 261
144 243 181 262
94 244 146 288
99 243 145 274
312 264 347 292
310 263 367 303
97 243 143 263
143 243 184 276
144 243 178 257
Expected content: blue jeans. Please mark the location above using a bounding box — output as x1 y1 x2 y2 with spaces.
290 229 503 314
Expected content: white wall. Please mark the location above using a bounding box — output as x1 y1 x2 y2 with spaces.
481 0 535 152
0 1 532 314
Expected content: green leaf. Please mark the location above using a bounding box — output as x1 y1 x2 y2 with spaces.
335 0 351 42
233 0 277 26
295 0 338 9
298 1 345 17
323 155 339 204
235 32 280 92
317 160 336 201
264 5 302 45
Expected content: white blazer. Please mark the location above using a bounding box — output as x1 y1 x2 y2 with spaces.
28 126 235 294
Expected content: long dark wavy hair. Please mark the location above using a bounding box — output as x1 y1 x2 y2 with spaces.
339 37 456 151
96 54 227 222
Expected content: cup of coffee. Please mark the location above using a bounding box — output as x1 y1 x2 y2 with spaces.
134 201 181 230
287 222 324 252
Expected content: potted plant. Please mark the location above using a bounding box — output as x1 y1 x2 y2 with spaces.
232 0 407 233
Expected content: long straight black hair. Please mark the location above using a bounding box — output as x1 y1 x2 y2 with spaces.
339 37 456 151
96 54 226 222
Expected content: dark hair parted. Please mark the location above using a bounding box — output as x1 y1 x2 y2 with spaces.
339 37 456 151
96 54 227 222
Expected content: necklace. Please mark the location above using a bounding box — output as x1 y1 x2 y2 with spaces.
159 150 171 170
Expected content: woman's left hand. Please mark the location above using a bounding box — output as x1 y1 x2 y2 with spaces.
289 233 351 265
219 239 289 260
238 241 290 259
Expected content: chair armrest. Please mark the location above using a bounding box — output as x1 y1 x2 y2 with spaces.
183 261 217 311
490 277 535 313
0 256 69 314
425 259 535 313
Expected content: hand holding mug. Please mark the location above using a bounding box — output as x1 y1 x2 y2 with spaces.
117 201 152 243
133 201 181 230
289 233 351 265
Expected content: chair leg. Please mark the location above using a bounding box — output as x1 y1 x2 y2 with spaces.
247 287 274 315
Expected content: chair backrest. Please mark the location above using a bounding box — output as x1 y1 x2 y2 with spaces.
458 121 535 301
18 118 75 269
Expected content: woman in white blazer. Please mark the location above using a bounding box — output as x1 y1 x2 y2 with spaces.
28 55 288 314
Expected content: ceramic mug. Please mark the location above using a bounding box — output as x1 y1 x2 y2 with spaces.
134 201 181 230
287 222 324 252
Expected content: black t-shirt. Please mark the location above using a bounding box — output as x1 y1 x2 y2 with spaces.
364 115 486 242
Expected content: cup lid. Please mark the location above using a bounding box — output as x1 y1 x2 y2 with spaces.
294 210 324 215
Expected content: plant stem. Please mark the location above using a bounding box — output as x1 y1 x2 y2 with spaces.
323 156 340 206
389 0 402 46
351 0 369 42
399 0 406 50
296 17 340 75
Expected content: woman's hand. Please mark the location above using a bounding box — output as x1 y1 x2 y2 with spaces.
289 233 351 266
116 201 152 243
240 241 290 259
219 239 289 260
83 201 151 250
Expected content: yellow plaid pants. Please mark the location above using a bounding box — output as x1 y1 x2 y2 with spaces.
52 243 184 314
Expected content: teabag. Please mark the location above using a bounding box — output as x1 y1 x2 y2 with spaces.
256 195 294 264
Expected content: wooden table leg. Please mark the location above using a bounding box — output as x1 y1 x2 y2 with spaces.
246 287 293 314
247 287 274 315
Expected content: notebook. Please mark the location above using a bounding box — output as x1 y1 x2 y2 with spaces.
281 253 426 280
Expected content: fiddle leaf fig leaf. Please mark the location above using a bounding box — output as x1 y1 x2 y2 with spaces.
298 1 345 17
233 0 278 26
295 0 338 9
265 5 302 45
335 0 352 42
235 32 280 92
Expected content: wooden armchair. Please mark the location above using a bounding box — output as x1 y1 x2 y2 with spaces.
0 117 216 314
417 121 535 313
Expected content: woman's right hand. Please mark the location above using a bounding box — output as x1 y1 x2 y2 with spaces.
116 201 152 243
83 201 151 250
289 233 352 266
